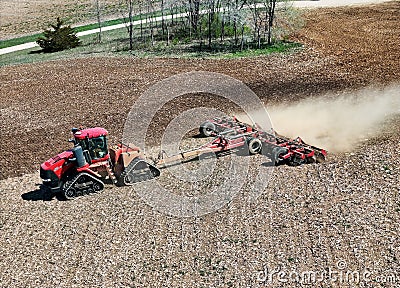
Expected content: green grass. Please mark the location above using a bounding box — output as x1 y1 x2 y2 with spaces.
74 18 126 33
216 42 302 59
0 34 43 49
0 32 122 67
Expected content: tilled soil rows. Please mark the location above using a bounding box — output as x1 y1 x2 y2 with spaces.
0 0 121 39
0 2 399 287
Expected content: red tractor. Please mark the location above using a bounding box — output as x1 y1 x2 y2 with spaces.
40 127 159 199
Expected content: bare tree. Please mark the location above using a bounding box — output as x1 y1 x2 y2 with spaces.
207 0 215 48
230 0 246 45
94 0 102 42
120 0 135 50
217 0 230 42
161 0 166 37
247 0 278 47
220 4 226 42
263 0 277 45
113 0 295 52
249 0 263 48
165 0 180 45
189 0 201 36
166 0 182 26
138 0 144 41
146 0 155 46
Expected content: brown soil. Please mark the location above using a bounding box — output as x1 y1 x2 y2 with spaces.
1 1 399 180
0 2 399 287
0 0 121 39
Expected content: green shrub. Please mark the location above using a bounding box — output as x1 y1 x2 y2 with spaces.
36 18 81 53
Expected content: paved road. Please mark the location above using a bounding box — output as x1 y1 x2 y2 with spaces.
0 0 393 56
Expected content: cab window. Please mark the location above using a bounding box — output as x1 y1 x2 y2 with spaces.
88 136 108 159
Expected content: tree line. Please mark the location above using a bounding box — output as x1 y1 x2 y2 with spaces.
37 0 298 53
115 0 295 51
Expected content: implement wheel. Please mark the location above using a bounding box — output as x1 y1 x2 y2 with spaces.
199 121 216 137
247 137 262 155
272 147 289 166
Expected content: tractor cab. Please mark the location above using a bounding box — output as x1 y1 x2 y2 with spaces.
72 127 109 163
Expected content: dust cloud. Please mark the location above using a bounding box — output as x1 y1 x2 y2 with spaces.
266 85 400 152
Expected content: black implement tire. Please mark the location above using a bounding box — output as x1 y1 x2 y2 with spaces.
247 137 262 155
272 147 289 166
315 152 326 163
199 122 216 137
